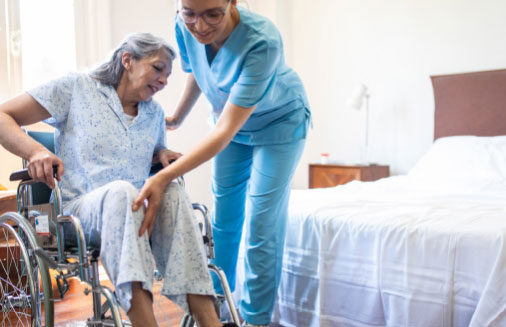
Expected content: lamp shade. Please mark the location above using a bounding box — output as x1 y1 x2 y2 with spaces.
347 83 369 110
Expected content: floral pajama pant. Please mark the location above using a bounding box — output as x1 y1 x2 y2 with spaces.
63 180 215 312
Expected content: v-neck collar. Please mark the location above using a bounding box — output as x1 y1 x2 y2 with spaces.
203 6 242 69
95 79 155 130
205 44 218 65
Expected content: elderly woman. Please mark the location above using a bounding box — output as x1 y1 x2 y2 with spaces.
0 33 234 327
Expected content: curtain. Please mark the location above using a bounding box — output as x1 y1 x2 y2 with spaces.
0 0 22 102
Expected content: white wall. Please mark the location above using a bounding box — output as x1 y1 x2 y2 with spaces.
284 0 506 189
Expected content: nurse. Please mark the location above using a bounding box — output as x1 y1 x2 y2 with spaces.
133 1 310 326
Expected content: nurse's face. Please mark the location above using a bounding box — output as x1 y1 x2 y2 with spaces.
122 49 173 102
179 0 235 45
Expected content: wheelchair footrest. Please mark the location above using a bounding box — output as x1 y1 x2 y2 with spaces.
55 271 70 299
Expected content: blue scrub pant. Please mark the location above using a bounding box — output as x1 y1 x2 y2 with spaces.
211 138 305 325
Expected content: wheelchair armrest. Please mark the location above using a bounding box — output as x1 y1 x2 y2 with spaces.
149 162 164 176
10 168 31 181
149 161 185 186
149 157 179 176
12 166 63 214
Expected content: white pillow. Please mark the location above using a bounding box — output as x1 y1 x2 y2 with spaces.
408 135 506 185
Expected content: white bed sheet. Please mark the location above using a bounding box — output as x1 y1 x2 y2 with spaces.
272 176 506 327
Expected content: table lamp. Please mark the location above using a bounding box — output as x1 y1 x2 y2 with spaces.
347 83 371 165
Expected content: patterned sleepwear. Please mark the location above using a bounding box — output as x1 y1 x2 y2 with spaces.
28 73 214 312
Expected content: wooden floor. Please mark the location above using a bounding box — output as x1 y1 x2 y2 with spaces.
0 264 185 327
52 265 185 327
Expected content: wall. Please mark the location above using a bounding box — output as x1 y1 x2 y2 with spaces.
284 0 506 190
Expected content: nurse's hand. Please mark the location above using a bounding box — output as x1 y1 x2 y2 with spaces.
133 174 166 237
165 116 180 130
27 150 64 189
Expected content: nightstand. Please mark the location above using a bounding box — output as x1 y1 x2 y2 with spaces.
0 192 17 214
309 164 390 188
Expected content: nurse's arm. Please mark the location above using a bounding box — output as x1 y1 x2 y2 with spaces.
165 73 201 130
161 102 255 179
0 93 64 188
134 102 255 236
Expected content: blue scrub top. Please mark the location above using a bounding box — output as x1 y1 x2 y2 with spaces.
175 6 311 145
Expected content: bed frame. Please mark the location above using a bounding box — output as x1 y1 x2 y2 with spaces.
432 68 506 140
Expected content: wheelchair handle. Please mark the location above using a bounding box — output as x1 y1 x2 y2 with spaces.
10 166 58 182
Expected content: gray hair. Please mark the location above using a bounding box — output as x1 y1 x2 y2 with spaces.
90 32 177 87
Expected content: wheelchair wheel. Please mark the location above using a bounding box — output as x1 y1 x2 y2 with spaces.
0 212 54 327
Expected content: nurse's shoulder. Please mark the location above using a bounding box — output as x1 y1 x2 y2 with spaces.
237 6 282 49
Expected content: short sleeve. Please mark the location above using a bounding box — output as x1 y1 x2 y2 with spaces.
175 21 192 73
154 111 168 153
27 73 77 127
229 40 281 108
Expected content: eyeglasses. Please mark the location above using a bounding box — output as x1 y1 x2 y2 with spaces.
178 1 231 26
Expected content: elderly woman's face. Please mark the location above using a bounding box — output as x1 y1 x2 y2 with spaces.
124 49 172 102
179 0 233 45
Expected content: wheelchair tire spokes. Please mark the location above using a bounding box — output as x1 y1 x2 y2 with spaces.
0 220 40 327
0 212 54 327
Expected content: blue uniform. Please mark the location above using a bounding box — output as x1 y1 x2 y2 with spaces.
176 6 310 324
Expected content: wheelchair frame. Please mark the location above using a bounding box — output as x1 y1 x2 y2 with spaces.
0 173 123 327
0 132 239 327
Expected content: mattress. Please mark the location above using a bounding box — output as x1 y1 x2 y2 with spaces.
272 176 506 327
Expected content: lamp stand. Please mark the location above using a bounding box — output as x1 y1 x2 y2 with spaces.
362 94 370 165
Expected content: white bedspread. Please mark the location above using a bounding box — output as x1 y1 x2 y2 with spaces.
272 176 506 327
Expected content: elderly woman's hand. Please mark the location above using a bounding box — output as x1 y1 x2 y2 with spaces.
27 149 64 189
157 149 182 167
133 174 167 237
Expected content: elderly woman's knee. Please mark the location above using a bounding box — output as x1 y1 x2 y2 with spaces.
103 180 139 203
163 181 188 201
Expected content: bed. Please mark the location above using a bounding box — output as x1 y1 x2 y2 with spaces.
270 69 506 327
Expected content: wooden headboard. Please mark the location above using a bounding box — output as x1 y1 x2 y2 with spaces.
431 69 506 140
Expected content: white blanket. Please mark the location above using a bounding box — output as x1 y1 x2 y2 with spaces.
272 176 506 327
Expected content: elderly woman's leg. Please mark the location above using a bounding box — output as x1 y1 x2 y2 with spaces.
128 282 157 326
150 182 219 324
188 294 222 327
64 181 157 325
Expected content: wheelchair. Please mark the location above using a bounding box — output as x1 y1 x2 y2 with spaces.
0 131 240 327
